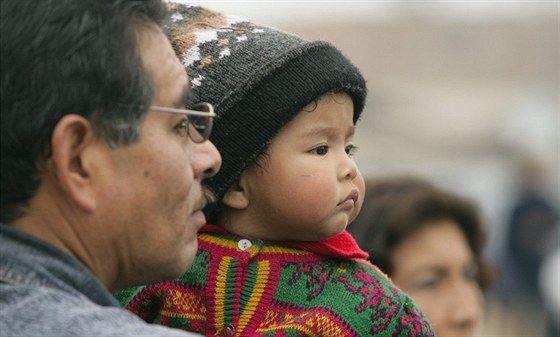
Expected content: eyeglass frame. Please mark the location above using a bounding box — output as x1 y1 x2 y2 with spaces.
148 102 216 143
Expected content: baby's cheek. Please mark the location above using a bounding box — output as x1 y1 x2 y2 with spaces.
355 172 366 200
352 175 366 217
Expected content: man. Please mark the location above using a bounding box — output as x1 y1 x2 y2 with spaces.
0 0 221 336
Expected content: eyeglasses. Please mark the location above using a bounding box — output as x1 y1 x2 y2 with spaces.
149 102 216 143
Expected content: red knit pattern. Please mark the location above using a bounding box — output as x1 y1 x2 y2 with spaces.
118 226 434 336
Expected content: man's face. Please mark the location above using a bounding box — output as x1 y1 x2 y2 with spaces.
101 27 221 287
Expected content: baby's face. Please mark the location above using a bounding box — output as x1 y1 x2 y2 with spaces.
231 92 365 241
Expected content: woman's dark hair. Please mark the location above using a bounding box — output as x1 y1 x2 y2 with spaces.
349 175 495 289
0 0 165 223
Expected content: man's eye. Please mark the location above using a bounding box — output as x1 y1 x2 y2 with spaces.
346 144 359 157
174 118 189 137
310 145 329 155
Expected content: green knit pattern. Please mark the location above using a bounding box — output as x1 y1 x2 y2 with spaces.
116 230 434 336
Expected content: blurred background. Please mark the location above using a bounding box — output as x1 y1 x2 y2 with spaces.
181 1 559 335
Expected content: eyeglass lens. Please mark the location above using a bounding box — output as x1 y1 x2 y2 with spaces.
189 103 214 143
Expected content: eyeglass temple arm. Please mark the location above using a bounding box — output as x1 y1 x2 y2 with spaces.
149 105 216 117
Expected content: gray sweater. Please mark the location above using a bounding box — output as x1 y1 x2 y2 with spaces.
0 224 202 337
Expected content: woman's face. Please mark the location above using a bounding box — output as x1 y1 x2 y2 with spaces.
390 219 483 337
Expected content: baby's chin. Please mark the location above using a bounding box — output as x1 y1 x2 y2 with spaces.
308 226 346 242
276 230 342 242
244 221 347 242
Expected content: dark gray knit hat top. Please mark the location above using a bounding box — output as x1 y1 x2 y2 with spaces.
165 3 367 223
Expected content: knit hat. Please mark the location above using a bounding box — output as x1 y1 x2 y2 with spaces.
164 4 367 223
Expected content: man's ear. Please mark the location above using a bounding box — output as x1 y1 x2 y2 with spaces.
222 174 250 210
50 114 99 212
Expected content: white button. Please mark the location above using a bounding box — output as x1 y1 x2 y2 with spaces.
217 325 235 337
238 239 252 251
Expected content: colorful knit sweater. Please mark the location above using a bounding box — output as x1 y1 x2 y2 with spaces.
116 225 434 336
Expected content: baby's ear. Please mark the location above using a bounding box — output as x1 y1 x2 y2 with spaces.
222 178 249 210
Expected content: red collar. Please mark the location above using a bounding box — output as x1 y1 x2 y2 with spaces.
201 225 368 260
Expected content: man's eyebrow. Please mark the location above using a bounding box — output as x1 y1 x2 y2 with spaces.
174 81 194 108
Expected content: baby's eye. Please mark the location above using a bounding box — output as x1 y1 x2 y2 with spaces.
310 145 329 156
174 118 190 138
346 144 358 157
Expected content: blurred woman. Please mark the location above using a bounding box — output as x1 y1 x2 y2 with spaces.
349 175 495 337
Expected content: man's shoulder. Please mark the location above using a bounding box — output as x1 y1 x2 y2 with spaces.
0 282 201 337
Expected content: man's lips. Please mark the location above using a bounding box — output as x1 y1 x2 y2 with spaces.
190 196 209 229
191 209 207 230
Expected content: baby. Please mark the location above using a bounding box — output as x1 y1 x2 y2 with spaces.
116 4 434 337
